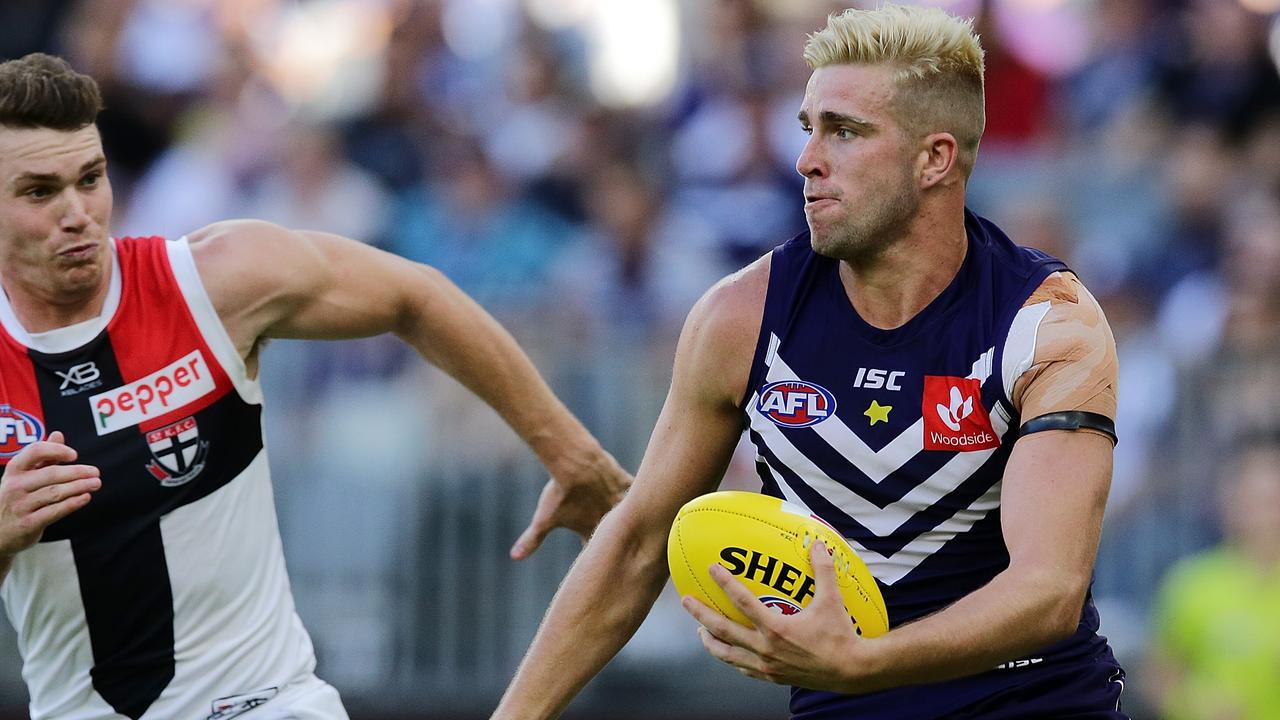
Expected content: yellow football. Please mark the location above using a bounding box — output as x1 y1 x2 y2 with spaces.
667 490 888 637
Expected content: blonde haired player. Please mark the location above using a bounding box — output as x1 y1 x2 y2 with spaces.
494 4 1126 718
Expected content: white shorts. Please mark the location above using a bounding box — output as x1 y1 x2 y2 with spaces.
207 676 349 720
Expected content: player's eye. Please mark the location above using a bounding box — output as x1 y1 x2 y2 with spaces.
835 127 857 140
24 186 53 200
80 172 101 187
800 124 813 136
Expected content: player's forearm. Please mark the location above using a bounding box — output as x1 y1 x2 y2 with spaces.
493 511 669 720
848 564 1087 693
396 265 606 473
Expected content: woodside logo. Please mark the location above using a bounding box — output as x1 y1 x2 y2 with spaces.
89 351 215 435
922 375 999 451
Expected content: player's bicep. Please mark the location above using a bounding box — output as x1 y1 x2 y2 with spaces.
1000 429 1112 595
191 221 426 345
624 372 742 520
618 265 766 529
261 230 427 341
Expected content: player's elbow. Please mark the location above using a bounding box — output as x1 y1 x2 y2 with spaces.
1034 570 1092 643
392 263 452 335
1006 562 1091 645
602 497 674 577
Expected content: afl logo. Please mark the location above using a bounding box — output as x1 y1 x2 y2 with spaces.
0 406 44 458
757 381 836 428
760 595 803 616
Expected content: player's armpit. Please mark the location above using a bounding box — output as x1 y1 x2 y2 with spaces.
1011 273 1118 437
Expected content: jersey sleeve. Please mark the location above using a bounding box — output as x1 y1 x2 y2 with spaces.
1009 272 1118 441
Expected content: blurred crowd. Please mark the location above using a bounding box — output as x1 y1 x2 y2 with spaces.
3 0 1280 717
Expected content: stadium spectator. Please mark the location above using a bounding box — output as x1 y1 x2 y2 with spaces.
1146 434 1280 720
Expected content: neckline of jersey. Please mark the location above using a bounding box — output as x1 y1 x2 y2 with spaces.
827 211 983 348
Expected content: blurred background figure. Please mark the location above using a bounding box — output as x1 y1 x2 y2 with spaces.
0 0 1278 718
1146 434 1280 720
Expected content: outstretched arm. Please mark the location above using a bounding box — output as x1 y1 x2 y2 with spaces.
187 220 628 555
491 257 769 719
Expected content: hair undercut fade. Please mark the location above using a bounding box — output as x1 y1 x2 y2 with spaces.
0 53 103 130
803 3 986 177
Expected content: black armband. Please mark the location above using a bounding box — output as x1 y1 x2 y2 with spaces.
1019 411 1117 445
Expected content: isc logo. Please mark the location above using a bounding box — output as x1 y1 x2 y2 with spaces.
853 367 904 391
0 406 44 458
757 380 836 428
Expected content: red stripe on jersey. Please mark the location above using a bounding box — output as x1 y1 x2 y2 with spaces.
106 237 235 433
0 339 45 463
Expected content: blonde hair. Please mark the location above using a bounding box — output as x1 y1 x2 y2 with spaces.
804 3 986 177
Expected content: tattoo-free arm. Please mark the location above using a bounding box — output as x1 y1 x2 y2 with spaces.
188 220 628 553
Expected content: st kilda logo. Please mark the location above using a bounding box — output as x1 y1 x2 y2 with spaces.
757 380 836 428
145 416 209 487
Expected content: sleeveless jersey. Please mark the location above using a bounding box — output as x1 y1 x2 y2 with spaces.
743 210 1119 719
0 237 322 720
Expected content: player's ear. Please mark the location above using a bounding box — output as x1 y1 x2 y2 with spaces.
917 132 959 190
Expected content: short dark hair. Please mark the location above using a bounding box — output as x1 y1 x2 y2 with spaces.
0 53 103 130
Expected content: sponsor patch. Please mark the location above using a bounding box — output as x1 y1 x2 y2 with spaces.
90 350 215 435
922 376 999 451
0 406 43 458
758 380 836 428
207 687 278 720
56 361 103 396
145 416 209 487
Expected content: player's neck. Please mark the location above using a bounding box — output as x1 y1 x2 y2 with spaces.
0 258 113 334
837 202 967 330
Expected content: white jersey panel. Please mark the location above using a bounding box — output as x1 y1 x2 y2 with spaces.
166 237 263 405
156 449 321 718
2 543 117 720
1001 301 1052 404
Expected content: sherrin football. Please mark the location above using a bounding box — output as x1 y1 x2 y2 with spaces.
668 491 888 637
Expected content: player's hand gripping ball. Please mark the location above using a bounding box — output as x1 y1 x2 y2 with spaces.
668 491 888 637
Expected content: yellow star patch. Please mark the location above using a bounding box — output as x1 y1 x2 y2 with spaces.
864 400 892 426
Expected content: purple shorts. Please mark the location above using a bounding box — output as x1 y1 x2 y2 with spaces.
791 650 1127 720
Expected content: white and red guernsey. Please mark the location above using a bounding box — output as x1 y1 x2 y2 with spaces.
0 237 319 719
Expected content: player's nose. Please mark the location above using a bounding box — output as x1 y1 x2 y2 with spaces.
796 135 826 178
59 188 91 233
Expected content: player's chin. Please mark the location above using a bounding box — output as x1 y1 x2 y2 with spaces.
807 228 845 259
56 262 107 293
